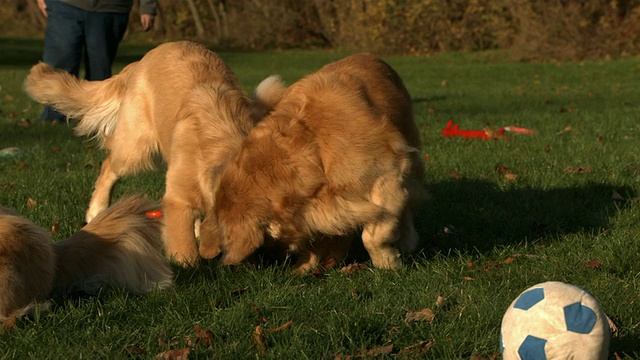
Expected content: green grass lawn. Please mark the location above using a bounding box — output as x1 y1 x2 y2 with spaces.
1 37 639 359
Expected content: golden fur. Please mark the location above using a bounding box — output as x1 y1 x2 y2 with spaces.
0 196 173 328
199 53 426 272
24 41 284 265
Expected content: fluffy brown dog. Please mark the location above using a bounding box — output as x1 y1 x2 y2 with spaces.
0 196 173 328
24 41 284 265
199 53 425 272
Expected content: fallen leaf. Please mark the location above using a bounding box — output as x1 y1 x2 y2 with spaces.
154 348 190 360
230 287 247 297
405 308 435 323
614 352 623 360
504 172 518 181
584 259 601 268
252 325 267 355
268 320 293 333
449 170 462 180
250 304 267 323
51 146 62 153
351 289 359 298
495 164 508 175
17 161 28 169
4 94 14 101
193 324 214 349
462 276 475 281
366 344 393 357
398 339 434 356
544 145 551 152
50 222 60 235
17 119 31 128
466 262 474 269
124 346 145 356
556 125 572 135
435 295 447 308
564 166 592 174
26 197 37 208
339 263 367 274
423 153 430 162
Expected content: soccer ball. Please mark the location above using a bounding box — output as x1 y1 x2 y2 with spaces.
500 281 610 360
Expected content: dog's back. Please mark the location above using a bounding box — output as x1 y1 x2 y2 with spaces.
0 208 55 324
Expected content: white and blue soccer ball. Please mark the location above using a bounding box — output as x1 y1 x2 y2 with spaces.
500 281 610 360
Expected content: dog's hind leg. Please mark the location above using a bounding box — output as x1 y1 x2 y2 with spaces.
86 157 120 223
361 175 408 269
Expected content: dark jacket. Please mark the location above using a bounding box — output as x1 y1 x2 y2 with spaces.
58 0 157 15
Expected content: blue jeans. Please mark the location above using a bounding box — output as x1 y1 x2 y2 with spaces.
40 0 129 122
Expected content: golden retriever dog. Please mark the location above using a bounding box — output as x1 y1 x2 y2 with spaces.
0 196 173 328
198 53 426 272
24 41 284 265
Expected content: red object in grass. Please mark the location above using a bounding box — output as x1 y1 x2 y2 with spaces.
442 120 501 140
145 210 163 219
442 120 535 140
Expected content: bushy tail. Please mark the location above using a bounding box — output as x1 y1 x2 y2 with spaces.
23 62 137 141
52 195 173 295
253 75 286 116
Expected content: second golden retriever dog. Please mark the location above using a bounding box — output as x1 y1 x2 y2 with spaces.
0 196 173 329
199 53 426 272
24 41 284 265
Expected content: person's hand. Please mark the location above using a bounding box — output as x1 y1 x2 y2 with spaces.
140 14 155 32
36 0 47 17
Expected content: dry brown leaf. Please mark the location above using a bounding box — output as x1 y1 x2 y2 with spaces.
405 308 435 323
398 339 435 356
556 125 572 135
26 197 37 208
51 146 62 153
250 304 267 323
366 344 393 357
544 145 551 152
4 94 14 101
564 166 592 174
230 287 247 297
193 324 214 349
435 295 447 308
584 259 601 268
339 263 367 274
495 164 508 175
614 352 623 360
154 348 190 360
462 276 475 281
252 325 267 354
124 346 144 356
268 320 293 333
504 172 518 181
449 170 462 180
50 222 60 235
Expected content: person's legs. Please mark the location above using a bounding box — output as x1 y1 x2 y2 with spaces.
40 0 86 122
84 11 129 81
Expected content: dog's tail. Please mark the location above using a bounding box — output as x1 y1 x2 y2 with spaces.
52 195 173 296
253 75 286 115
23 62 137 142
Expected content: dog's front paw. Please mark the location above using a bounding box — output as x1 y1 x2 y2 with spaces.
199 242 222 259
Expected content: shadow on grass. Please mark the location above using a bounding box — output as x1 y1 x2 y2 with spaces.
416 179 634 254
